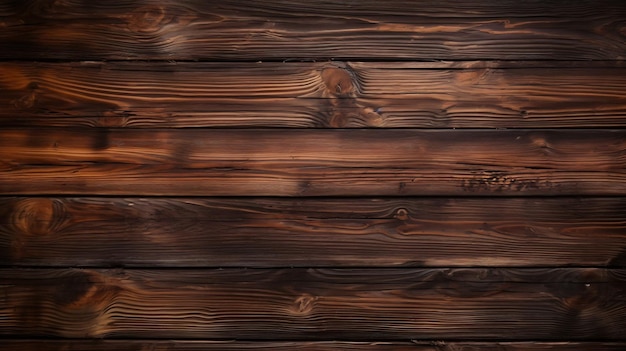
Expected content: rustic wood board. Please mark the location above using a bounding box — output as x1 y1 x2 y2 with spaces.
1 268 624 339
1 340 626 351
3 0 625 347
2 62 626 128
1 197 625 267
1 128 624 196
1 0 625 60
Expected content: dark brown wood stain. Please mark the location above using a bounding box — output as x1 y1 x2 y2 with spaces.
0 0 624 350
1 197 625 267
1 0 625 60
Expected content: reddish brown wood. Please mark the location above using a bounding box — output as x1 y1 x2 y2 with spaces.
1 268 624 339
1 197 625 267
1 0 624 347
1 62 626 128
1 128 624 196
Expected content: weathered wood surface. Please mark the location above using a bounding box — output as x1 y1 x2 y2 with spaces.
2 197 625 267
1 0 625 60
1 268 624 339
2 61 626 128
2 0 625 347
2 341 626 351
1 128 624 196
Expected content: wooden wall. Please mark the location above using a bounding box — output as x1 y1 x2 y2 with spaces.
1 1 625 350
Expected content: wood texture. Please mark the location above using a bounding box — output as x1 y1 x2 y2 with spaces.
1 128 624 196
1 268 625 339
3 0 625 347
2 340 626 351
2 61 626 128
1 0 625 60
2 197 625 267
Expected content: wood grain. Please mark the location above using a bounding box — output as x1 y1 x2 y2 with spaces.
1 197 625 267
2 61 626 128
1 0 625 60
1 268 624 339
1 128 624 196
2 340 626 351
2 0 625 347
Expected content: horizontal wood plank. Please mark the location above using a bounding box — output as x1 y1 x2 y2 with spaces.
1 268 625 339
3 0 625 348
1 197 625 267
1 1 625 60
1 128 624 196
2 62 626 128
2 340 626 351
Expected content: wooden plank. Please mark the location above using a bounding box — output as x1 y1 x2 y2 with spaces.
1 0 625 60
1 340 626 351
1 197 625 267
0 128 624 196
1 268 624 339
2 61 626 128
0 341 443 351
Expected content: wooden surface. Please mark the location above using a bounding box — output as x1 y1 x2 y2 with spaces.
1 0 625 60
1 0 625 348
2 268 625 339
1 197 625 267
1 128 624 196
1 61 626 128
2 341 626 351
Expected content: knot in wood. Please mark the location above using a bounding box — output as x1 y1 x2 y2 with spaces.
395 208 409 221
292 294 318 315
53 270 120 310
128 5 167 33
53 270 98 307
321 68 355 97
14 91 37 110
530 135 550 148
10 198 65 236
